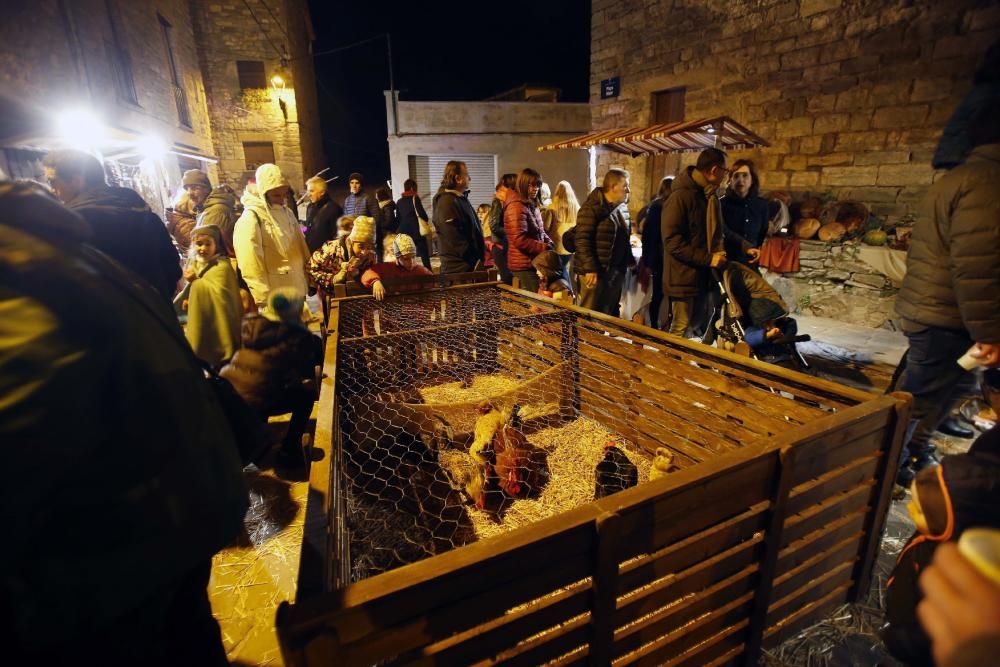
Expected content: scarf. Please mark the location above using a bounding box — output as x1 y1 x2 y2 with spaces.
692 168 724 254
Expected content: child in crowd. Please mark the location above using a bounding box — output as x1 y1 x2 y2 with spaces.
333 215 377 284
478 203 495 268
531 250 574 300
178 224 243 367
307 215 367 291
166 189 198 256
220 288 324 472
361 233 433 301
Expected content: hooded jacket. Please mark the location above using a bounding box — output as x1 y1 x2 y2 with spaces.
660 166 745 298
721 190 768 265
503 191 552 271
573 187 631 275
0 183 247 647
183 225 243 367
433 188 485 273
233 164 310 310
895 144 1000 342
197 186 239 255
67 185 181 303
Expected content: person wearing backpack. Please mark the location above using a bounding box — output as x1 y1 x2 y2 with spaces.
233 163 310 317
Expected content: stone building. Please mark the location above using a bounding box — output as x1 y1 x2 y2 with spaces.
584 0 999 327
385 91 591 208
0 0 323 210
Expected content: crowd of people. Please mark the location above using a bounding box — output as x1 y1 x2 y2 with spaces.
3 78 999 662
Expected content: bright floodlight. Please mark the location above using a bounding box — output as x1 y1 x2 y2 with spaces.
137 134 167 160
55 109 106 146
270 74 285 89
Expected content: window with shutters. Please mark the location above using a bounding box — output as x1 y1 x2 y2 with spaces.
243 141 275 170
407 154 497 213
158 14 191 128
104 0 138 105
237 60 267 90
647 87 687 199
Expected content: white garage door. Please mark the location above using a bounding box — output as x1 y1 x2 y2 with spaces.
408 154 497 214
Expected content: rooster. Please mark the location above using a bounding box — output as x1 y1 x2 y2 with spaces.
595 440 638 499
472 401 548 502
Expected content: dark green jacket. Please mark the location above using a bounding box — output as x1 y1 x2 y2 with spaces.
573 187 631 275
0 183 247 647
896 144 1000 342
198 186 239 253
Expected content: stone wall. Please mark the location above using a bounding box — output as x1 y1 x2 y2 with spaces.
0 0 217 187
189 0 318 193
590 0 1000 221
768 240 899 328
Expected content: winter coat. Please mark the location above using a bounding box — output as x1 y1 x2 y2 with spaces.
343 190 377 218
67 185 182 303
489 196 507 248
895 143 1000 342
641 197 665 273
433 188 485 273
307 236 349 291
542 206 576 256
573 187 632 275
503 191 552 271
220 314 323 412
303 193 343 253
660 167 748 298
197 187 239 255
184 257 243 367
0 183 247 647
396 192 430 241
721 191 769 265
375 199 399 256
361 261 433 288
233 166 311 312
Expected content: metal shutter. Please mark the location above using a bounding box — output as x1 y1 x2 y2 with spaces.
407 154 497 214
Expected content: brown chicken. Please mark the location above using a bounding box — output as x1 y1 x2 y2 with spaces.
475 403 548 501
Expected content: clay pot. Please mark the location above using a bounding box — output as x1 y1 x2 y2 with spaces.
818 222 847 242
794 217 821 239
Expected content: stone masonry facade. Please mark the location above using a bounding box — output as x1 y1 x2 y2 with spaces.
590 0 1000 223
191 0 323 193
1 0 322 196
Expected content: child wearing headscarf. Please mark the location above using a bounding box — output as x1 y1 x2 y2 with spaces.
531 250 574 300
361 233 433 300
179 224 243 367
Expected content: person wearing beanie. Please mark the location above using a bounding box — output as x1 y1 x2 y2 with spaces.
361 233 433 301
178 224 243 367
220 287 323 473
374 185 398 260
331 214 377 284
343 171 377 219
232 163 311 316
532 250 573 299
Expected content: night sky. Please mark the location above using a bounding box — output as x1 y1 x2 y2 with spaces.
306 0 592 188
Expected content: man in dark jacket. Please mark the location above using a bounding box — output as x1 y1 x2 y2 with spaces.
433 160 485 273
374 185 398 260
303 175 343 253
574 168 633 315
661 148 752 336
44 149 182 303
343 171 378 218
640 177 674 329
893 125 1000 486
720 159 768 266
0 181 247 665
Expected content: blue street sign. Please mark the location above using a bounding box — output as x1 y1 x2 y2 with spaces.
601 76 620 99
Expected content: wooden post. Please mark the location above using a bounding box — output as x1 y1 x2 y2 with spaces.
589 511 622 665
743 447 796 664
561 313 581 418
849 392 912 601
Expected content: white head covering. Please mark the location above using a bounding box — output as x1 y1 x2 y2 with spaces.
349 215 375 243
255 163 287 196
393 233 416 258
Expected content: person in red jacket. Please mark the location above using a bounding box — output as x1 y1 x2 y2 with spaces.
503 168 553 292
362 233 433 301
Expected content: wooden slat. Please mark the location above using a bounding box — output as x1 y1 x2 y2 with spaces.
618 501 769 595
607 448 776 560
776 509 867 574
787 454 880 516
770 537 859 602
781 482 873 547
615 538 761 630
786 404 892 486
628 594 754 666
657 619 749 667
415 583 590 665
767 561 856 623
340 311 567 345
498 618 590 667
763 582 853 648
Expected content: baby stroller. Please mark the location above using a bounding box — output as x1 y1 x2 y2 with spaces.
710 262 811 372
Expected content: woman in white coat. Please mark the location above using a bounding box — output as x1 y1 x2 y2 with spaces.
234 163 310 316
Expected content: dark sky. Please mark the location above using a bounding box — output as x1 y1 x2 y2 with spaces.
306 1 591 187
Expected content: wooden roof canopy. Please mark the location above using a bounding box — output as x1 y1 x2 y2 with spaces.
537 115 769 156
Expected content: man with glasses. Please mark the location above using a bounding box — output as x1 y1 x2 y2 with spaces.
661 147 753 337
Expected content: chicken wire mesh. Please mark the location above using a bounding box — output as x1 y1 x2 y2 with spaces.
331 287 659 582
